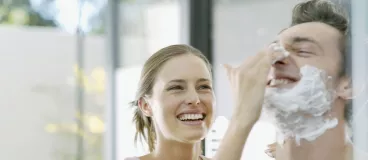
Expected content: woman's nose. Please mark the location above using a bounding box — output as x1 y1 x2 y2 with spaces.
185 90 200 106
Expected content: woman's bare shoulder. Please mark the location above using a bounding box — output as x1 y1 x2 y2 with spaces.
124 154 151 160
123 157 140 160
124 155 211 160
200 155 211 160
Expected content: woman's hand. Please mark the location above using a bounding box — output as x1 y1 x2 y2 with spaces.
265 142 277 158
223 48 283 125
213 48 283 160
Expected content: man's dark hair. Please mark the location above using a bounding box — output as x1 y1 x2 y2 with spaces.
290 0 352 123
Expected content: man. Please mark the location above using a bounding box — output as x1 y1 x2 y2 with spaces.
261 0 367 160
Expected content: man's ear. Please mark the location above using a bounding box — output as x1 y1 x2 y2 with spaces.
336 76 353 100
138 97 153 117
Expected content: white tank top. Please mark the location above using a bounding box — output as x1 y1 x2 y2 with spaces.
124 155 207 160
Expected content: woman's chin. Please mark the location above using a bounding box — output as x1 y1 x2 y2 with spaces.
178 130 207 143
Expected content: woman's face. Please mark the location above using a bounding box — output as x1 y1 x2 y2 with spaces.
144 54 215 143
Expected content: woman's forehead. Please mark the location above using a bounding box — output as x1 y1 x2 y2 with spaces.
156 54 212 82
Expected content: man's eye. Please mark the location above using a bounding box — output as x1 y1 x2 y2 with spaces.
167 85 183 91
299 50 311 53
297 50 314 57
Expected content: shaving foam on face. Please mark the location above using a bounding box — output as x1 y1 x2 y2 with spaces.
262 65 338 145
269 43 290 64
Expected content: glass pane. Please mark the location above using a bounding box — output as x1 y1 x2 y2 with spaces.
117 0 188 67
0 0 106 160
116 0 189 159
0 27 76 159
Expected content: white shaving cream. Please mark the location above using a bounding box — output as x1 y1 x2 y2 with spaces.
269 43 290 64
262 65 339 146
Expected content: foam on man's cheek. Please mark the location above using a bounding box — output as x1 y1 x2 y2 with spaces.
262 65 339 145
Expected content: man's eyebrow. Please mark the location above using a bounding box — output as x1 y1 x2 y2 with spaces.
290 36 323 50
278 28 287 35
270 36 323 50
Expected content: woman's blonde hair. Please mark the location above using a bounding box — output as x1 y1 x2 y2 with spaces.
130 44 212 152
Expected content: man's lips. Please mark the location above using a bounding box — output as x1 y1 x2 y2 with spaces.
267 72 301 87
267 77 299 88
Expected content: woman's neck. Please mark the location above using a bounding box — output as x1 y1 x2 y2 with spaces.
151 138 202 160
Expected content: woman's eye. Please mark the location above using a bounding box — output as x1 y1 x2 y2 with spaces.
167 85 184 91
198 85 212 90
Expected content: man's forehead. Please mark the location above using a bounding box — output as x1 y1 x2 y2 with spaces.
276 26 314 40
276 22 341 43
278 28 288 35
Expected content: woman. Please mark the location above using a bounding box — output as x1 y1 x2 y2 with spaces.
125 44 282 160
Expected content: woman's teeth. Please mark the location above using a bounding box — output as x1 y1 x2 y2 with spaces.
270 79 292 86
178 114 204 121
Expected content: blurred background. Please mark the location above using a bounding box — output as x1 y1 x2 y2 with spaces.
0 0 366 160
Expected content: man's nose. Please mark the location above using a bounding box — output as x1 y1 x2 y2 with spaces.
270 55 300 78
272 55 295 69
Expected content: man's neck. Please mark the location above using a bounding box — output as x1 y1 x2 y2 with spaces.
276 119 347 160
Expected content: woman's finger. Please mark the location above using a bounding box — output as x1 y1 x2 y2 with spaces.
265 149 275 158
254 47 286 76
268 142 277 149
222 64 233 79
239 51 266 70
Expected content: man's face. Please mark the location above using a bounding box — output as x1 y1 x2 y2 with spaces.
263 22 349 145
268 22 343 89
